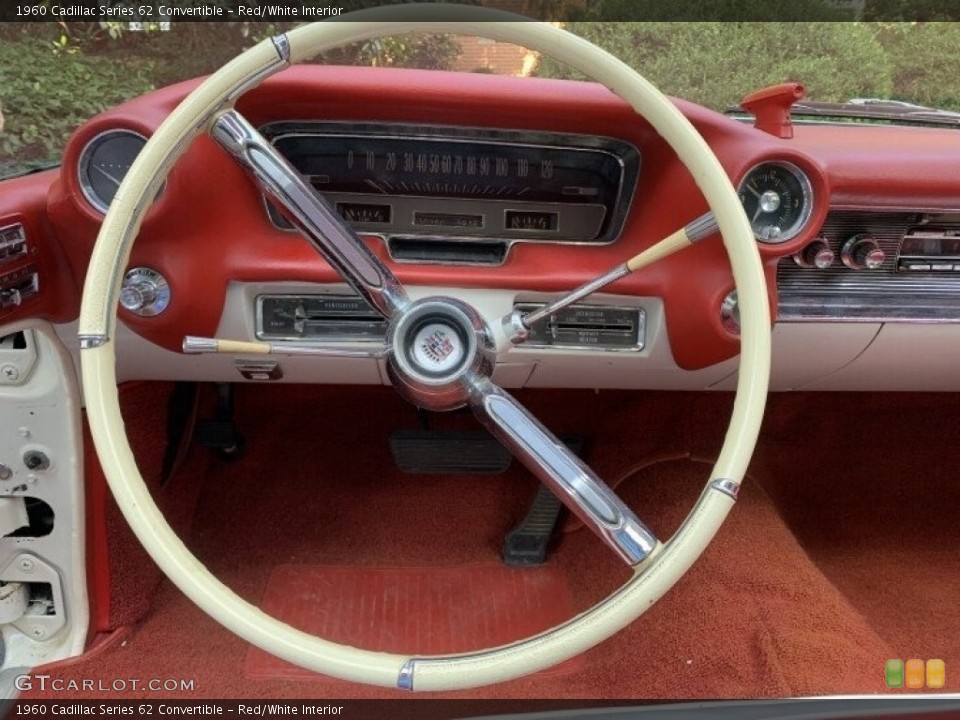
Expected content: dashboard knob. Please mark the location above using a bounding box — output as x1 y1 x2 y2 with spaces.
794 238 835 268
841 234 886 270
119 267 171 317
719 290 740 336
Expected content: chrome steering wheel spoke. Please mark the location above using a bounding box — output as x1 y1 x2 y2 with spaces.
470 379 659 566
210 109 408 319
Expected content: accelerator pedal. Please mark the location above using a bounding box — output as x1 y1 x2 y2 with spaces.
504 436 583 566
503 483 565 566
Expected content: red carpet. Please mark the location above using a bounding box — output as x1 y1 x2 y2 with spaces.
27 385 960 700
245 563 582 680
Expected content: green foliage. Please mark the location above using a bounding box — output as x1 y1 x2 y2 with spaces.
0 23 460 178
0 39 154 176
578 0 849 21
868 23 960 110
4 19 960 180
537 23 892 110
315 34 462 70
863 0 960 21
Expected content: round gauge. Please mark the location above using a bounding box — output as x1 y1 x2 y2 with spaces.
77 129 149 214
737 161 813 243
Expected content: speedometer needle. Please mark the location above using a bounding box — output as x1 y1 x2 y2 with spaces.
745 183 762 200
93 164 123 188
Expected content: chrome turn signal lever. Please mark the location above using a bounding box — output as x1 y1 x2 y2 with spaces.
182 336 388 359
500 211 719 345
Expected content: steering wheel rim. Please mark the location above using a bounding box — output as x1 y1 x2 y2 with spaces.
78 5 770 691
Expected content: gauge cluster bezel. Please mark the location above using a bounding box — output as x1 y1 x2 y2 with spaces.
257 121 642 248
76 128 151 215
737 159 816 245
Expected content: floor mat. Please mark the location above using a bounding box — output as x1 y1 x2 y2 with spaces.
245 563 584 680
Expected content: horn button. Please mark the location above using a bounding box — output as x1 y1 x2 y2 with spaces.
386 297 495 412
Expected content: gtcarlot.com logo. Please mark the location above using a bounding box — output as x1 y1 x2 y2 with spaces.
15 675 196 693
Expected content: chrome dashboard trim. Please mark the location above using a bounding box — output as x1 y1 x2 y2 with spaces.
519 265 631 328
257 121 641 254
777 209 960 322
384 235 511 267
254 293 386 343
511 303 646 353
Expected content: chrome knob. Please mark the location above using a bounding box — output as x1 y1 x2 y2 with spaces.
841 234 885 270
794 238 835 268
119 267 170 316
120 283 154 311
720 290 740 336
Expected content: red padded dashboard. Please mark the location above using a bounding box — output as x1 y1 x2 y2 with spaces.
26 66 960 369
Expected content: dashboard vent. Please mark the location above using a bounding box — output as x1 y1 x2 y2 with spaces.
514 303 645 351
0 223 28 265
256 295 385 342
388 238 508 266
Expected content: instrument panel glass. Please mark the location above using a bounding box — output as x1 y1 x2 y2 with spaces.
261 123 641 244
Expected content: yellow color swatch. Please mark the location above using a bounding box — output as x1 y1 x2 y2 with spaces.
926 659 945 689
905 658 925 689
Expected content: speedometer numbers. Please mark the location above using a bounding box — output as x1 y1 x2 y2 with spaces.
737 161 813 243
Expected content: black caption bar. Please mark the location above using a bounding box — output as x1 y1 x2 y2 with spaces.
0 699 661 720
3 0 960 22
5 698 960 720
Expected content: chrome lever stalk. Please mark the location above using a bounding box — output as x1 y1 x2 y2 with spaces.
501 212 718 345
183 335 388 359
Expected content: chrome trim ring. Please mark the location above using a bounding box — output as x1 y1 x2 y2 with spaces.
272 33 291 63
720 290 741 336
78 334 108 350
397 659 416 691
385 296 494 411
709 477 741 500
737 160 814 244
77 129 150 215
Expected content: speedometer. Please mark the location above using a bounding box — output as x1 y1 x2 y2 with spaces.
259 122 641 244
737 161 813 243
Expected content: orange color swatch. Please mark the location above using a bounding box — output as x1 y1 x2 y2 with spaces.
905 658 925 689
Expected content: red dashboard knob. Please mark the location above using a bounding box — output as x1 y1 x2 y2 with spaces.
841 234 886 270
794 238 835 268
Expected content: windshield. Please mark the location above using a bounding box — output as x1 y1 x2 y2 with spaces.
1 21 958 180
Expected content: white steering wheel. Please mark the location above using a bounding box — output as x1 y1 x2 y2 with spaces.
79 5 770 691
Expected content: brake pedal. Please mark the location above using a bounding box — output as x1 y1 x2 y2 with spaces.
194 383 247 461
390 430 512 474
